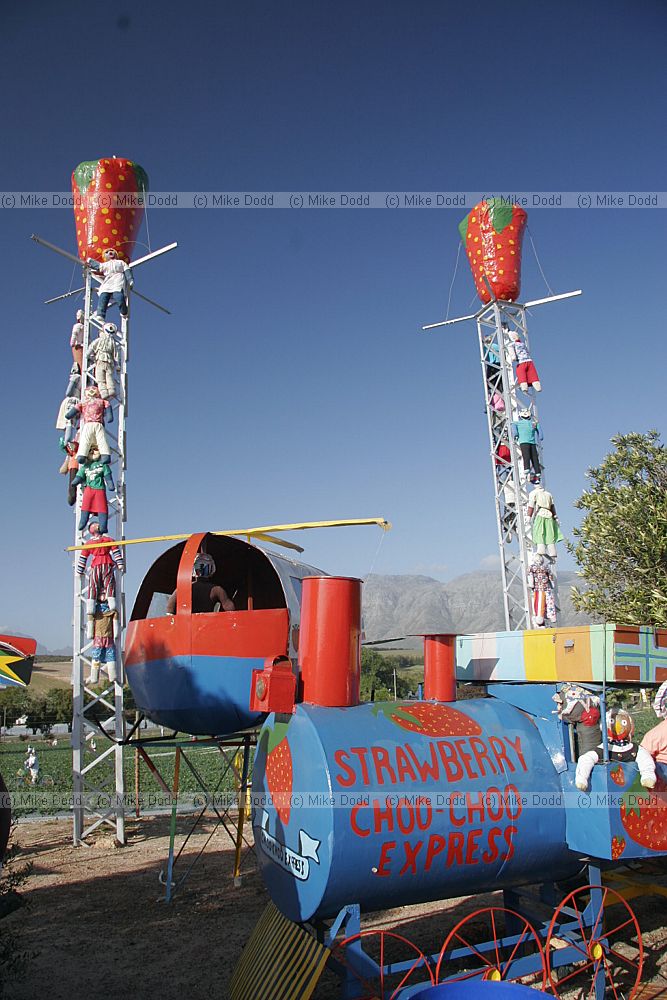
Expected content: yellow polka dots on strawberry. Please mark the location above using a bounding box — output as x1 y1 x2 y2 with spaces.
70 157 149 263
458 199 527 304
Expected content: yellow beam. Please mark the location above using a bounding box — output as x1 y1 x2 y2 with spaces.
66 517 391 552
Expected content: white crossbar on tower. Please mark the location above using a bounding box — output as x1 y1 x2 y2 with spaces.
423 289 581 631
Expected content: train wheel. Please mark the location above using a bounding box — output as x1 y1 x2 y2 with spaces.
332 929 434 999
546 885 643 1000
435 906 547 987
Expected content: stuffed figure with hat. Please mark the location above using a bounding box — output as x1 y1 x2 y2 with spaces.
506 327 541 391
88 247 134 321
527 553 557 626
76 521 124 637
56 394 81 447
554 683 602 782
66 385 113 464
574 705 656 791
87 599 118 685
72 446 115 533
635 681 667 790
527 482 564 558
512 408 542 481
88 322 118 399
71 308 84 368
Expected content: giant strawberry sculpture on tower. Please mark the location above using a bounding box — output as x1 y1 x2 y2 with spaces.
72 157 149 264
459 198 528 304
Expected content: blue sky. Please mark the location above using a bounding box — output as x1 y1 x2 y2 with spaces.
1 0 665 648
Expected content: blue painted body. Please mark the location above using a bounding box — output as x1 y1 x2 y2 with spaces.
126 654 265 735
252 693 583 923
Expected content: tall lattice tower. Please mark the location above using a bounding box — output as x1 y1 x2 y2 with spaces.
34 197 175 844
70 282 129 845
424 290 580 631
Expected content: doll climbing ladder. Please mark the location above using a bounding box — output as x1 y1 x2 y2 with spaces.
32 155 176 844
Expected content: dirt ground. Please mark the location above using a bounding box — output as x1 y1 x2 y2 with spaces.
3 816 667 1000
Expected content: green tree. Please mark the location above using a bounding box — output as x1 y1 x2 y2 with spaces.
569 431 667 625
360 648 411 702
23 696 52 737
45 688 74 731
0 689 31 729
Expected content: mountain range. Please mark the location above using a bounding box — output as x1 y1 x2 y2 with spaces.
5 570 589 656
362 570 590 647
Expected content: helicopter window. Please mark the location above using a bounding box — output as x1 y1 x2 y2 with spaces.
130 536 289 621
147 592 170 618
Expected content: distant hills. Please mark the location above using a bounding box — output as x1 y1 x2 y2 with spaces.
362 570 590 647
5 569 590 656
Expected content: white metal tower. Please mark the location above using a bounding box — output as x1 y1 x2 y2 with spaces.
70 275 128 845
424 290 581 632
33 233 176 845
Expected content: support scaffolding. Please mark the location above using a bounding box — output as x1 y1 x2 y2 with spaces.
126 730 257 901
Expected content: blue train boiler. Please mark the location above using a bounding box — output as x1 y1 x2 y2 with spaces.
251 578 667 924
251 578 582 922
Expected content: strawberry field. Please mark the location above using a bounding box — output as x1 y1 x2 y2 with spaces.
0 740 241 817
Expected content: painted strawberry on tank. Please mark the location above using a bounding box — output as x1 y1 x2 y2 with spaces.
611 835 626 860
458 199 527 303
261 720 294 827
620 774 667 852
374 701 483 738
71 157 149 264
610 765 625 787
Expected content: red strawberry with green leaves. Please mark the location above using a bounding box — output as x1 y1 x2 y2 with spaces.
610 766 625 787
611 835 626 860
262 720 294 826
458 199 528 304
620 774 667 851
374 702 482 738
71 157 149 264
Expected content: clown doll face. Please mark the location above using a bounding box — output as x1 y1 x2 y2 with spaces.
88 447 101 463
607 708 635 743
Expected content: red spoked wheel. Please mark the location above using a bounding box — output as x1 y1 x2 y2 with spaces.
332 929 434 1000
546 885 643 1000
435 906 547 987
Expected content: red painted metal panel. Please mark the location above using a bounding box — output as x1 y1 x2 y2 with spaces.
125 609 289 665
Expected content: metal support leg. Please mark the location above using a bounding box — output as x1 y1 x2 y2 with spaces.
163 747 181 904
